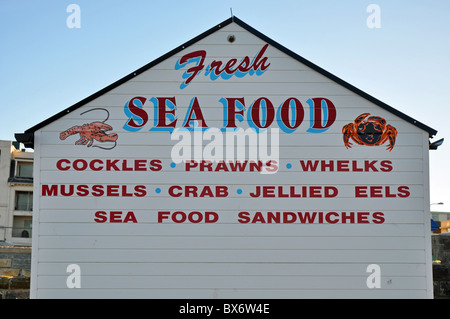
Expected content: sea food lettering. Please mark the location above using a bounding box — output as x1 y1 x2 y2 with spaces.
123 96 336 133
175 44 271 89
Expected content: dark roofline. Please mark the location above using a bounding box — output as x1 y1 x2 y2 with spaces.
16 16 437 148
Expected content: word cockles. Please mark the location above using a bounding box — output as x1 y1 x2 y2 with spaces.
175 44 271 89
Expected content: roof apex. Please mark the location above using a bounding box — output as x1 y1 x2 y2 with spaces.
16 16 437 148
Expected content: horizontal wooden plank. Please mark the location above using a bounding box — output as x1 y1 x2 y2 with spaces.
36 223 426 237
62 92 394 109
107 81 354 97
37 196 425 211
36 248 426 263
34 287 428 299
37 261 427 277
36 274 426 290
37 148 425 165
37 235 426 250
38 169 425 185
36 171 424 183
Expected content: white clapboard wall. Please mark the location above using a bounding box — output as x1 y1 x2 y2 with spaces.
30 19 433 298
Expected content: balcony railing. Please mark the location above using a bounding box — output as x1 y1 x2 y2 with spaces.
11 227 32 238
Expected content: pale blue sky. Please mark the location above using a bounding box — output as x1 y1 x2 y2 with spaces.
1 0 449 212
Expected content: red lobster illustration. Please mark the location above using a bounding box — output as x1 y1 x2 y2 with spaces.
342 113 398 151
60 122 118 148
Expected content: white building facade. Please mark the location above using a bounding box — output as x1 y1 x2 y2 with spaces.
0 140 33 246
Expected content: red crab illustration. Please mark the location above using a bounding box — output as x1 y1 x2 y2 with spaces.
342 113 397 151
60 122 118 147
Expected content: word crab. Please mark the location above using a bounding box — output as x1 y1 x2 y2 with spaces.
342 113 398 151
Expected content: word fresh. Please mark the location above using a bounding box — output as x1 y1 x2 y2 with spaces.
175 44 270 89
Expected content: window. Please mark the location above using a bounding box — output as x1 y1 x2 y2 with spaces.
17 161 33 178
12 216 32 238
15 191 33 211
